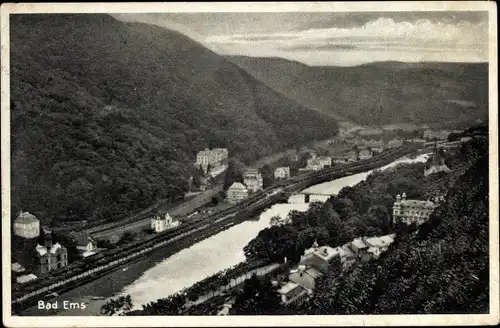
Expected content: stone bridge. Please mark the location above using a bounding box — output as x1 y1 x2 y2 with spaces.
285 191 334 204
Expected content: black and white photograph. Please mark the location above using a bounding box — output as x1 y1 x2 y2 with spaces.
1 2 498 327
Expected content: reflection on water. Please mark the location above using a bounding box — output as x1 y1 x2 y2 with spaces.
120 203 310 310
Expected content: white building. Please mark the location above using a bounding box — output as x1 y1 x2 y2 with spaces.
358 149 373 160
392 193 438 226
14 211 40 239
317 156 332 168
332 156 349 164
151 213 180 233
196 148 228 174
227 182 249 204
366 139 384 149
74 232 99 258
16 273 38 284
243 169 263 192
306 154 331 171
387 138 403 149
274 167 291 179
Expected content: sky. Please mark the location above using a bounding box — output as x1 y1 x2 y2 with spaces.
113 11 489 66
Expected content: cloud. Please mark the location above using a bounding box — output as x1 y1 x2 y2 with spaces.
204 17 488 65
113 13 489 66
277 44 359 51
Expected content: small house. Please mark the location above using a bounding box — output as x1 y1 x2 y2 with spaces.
226 182 249 204
358 149 373 160
151 213 180 233
274 167 291 179
75 232 98 257
243 169 263 192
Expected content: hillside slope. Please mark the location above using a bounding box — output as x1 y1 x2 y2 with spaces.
228 56 489 126
306 138 489 314
10 14 338 224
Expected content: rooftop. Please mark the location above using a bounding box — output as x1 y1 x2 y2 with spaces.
73 231 96 246
50 243 63 254
277 281 299 294
228 182 247 190
36 242 64 256
36 244 47 256
305 266 323 279
15 211 39 224
312 245 339 261
289 270 317 290
16 274 38 284
12 262 25 273
364 234 396 248
351 238 368 250
396 199 435 208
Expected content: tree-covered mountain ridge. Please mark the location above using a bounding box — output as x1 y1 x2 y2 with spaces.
10 14 338 224
228 55 488 126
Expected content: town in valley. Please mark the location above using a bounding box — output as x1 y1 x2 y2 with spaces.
5 7 495 322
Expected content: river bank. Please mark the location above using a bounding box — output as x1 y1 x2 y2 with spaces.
19 153 430 316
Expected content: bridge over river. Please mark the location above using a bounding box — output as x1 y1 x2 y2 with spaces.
15 145 425 313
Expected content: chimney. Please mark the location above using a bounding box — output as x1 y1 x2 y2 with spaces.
312 239 319 250
298 264 306 276
402 192 406 200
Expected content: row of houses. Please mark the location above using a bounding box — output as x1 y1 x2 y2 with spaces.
422 129 453 140
305 153 332 171
12 211 104 284
277 234 396 304
330 148 378 165
346 137 404 150
226 169 265 204
277 188 448 304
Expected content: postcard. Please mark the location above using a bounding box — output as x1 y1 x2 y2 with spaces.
1 1 498 327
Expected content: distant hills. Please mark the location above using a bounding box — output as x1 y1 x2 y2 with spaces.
10 14 338 224
227 56 489 126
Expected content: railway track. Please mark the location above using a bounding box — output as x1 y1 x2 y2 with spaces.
11 144 420 309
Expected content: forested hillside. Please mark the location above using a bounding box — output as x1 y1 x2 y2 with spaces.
305 138 489 314
228 56 488 125
10 14 338 225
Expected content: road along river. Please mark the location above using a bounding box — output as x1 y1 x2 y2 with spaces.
21 153 430 316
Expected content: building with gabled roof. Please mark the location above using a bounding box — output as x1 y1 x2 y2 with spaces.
227 182 249 204
35 234 68 275
243 169 263 192
151 212 180 233
424 141 451 177
14 211 40 239
74 231 99 257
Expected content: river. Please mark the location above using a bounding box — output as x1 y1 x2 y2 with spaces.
21 153 430 316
